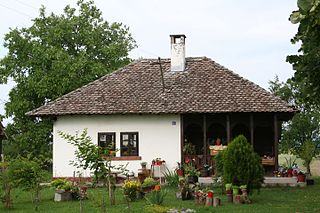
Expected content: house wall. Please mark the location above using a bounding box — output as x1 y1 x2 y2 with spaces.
53 114 181 177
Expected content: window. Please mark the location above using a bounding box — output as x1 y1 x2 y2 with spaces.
120 132 139 156
98 132 115 151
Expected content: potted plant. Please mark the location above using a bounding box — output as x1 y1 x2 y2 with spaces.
51 179 73 202
178 177 192 200
176 162 185 177
225 183 232 194
200 164 210 177
184 163 200 183
232 185 240 196
140 162 147 170
297 171 306 182
141 177 159 193
123 180 141 201
284 157 296 177
183 142 196 155
225 183 233 202
240 185 247 196
194 190 204 205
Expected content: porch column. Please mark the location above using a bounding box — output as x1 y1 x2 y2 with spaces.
274 114 279 170
250 113 254 146
203 114 207 164
180 115 184 163
226 114 231 144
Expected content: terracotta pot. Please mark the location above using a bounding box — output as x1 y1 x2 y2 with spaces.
213 197 221 207
241 189 247 196
233 195 241 204
297 174 306 182
205 197 213 206
227 193 233 203
176 168 184 177
154 185 161 191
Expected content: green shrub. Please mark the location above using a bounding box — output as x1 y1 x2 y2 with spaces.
8 158 47 211
223 135 264 192
141 177 159 188
162 168 179 187
50 179 73 191
145 189 167 205
214 150 225 176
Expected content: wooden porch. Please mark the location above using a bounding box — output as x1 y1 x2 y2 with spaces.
180 112 293 173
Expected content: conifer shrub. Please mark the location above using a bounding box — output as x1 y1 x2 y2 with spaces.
223 135 264 192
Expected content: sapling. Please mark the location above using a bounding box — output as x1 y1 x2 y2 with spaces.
59 129 127 208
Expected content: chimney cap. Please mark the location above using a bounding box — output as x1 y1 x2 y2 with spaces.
170 34 186 39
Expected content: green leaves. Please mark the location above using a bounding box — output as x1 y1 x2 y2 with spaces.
287 1 320 108
298 0 314 12
223 135 264 192
289 11 304 24
0 0 136 163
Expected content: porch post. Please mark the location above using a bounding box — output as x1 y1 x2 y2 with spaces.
203 114 207 164
226 114 231 144
250 113 254 146
274 114 279 170
180 114 184 163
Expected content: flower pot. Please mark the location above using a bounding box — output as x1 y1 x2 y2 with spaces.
233 195 241 204
142 186 154 193
232 187 239 195
138 172 146 183
176 168 184 177
154 185 161 191
207 191 214 198
213 197 221 207
227 193 233 203
181 189 192 200
187 176 198 184
297 174 306 182
241 189 247 196
306 179 314 185
54 190 72 202
200 169 209 177
205 197 213 206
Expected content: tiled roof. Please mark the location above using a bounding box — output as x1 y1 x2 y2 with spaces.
27 57 295 116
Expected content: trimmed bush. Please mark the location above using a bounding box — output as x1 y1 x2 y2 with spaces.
223 135 264 192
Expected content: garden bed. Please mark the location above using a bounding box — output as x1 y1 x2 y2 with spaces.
4 177 319 212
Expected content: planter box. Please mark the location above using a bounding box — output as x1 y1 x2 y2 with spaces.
54 190 72 202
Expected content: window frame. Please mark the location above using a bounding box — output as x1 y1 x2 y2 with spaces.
120 132 139 157
98 132 116 151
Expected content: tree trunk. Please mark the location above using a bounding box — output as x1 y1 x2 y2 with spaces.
307 163 312 176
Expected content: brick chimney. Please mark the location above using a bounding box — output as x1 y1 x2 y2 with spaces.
170 34 186 72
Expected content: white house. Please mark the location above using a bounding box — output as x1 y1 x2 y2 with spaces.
28 35 295 178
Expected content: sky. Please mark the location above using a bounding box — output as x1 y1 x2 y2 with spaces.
0 0 299 125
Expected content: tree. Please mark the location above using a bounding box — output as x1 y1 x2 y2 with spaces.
59 129 127 207
269 76 320 175
281 112 320 175
287 0 320 107
7 158 47 211
0 0 136 166
223 135 264 193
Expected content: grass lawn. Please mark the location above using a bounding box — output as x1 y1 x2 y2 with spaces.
4 177 320 213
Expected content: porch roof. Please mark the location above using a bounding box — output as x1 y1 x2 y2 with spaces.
27 57 296 116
